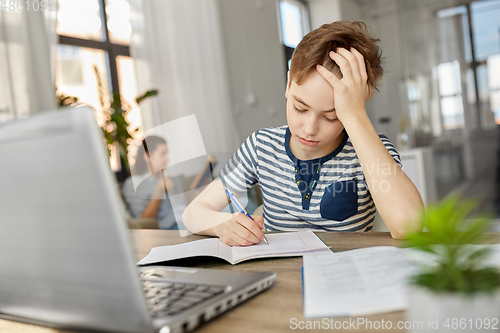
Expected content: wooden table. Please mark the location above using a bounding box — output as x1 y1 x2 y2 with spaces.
2 231 499 333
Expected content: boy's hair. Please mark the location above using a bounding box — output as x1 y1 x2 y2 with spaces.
289 21 383 91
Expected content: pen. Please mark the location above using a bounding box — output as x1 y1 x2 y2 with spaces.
223 186 269 245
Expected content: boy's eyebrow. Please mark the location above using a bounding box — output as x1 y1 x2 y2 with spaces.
293 95 336 112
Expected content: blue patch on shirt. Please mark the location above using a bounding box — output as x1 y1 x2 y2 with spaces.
320 178 358 221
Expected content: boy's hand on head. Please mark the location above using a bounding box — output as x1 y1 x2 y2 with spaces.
215 213 265 246
316 47 371 123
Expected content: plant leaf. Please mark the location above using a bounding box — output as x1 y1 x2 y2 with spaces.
135 89 158 104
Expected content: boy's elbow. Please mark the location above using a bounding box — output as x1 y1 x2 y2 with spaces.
387 222 408 239
387 200 424 239
387 216 423 240
389 229 407 240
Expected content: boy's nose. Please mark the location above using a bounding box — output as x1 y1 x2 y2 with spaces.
303 118 318 136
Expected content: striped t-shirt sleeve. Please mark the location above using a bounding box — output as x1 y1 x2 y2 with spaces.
218 131 259 194
379 134 402 168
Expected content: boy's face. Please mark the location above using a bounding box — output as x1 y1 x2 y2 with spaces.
285 70 345 160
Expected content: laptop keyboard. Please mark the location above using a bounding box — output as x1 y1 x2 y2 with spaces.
142 280 226 318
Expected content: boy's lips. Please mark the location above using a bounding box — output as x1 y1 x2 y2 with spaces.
298 137 319 146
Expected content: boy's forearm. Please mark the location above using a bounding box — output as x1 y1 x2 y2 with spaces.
182 201 233 237
342 112 424 238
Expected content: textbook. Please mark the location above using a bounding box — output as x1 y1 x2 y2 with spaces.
302 245 500 318
138 230 332 265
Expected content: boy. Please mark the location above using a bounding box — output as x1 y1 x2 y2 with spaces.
183 21 423 245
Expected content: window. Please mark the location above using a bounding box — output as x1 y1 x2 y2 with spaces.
56 0 138 125
56 45 109 121
56 0 140 172
488 55 500 120
278 0 310 72
116 55 140 129
436 61 465 130
57 0 102 41
437 0 500 128
105 0 132 45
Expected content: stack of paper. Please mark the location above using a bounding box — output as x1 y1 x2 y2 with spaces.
303 245 500 318
303 246 418 318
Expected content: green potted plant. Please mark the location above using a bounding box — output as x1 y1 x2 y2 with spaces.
93 65 158 175
57 66 158 177
404 195 500 333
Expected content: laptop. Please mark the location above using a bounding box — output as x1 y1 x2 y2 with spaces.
0 107 276 333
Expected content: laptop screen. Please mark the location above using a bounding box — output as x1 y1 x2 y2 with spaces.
0 108 153 332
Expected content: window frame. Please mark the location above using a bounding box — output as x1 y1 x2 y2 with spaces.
277 0 310 75
57 0 130 94
436 2 500 129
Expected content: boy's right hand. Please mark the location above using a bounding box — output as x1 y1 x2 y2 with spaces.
215 213 265 246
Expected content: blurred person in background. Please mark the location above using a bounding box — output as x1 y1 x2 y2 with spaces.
123 136 186 229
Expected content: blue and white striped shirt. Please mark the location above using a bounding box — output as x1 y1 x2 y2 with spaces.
219 126 402 232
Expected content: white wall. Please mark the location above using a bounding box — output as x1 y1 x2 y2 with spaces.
362 0 406 146
308 0 341 30
339 0 363 21
307 0 403 145
217 0 287 141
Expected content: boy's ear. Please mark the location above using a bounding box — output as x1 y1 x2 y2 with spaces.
285 71 291 99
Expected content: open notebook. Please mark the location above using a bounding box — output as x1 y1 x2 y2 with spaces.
138 230 332 265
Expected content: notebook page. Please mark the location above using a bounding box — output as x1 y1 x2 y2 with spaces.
231 230 330 263
303 246 417 318
137 238 233 265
